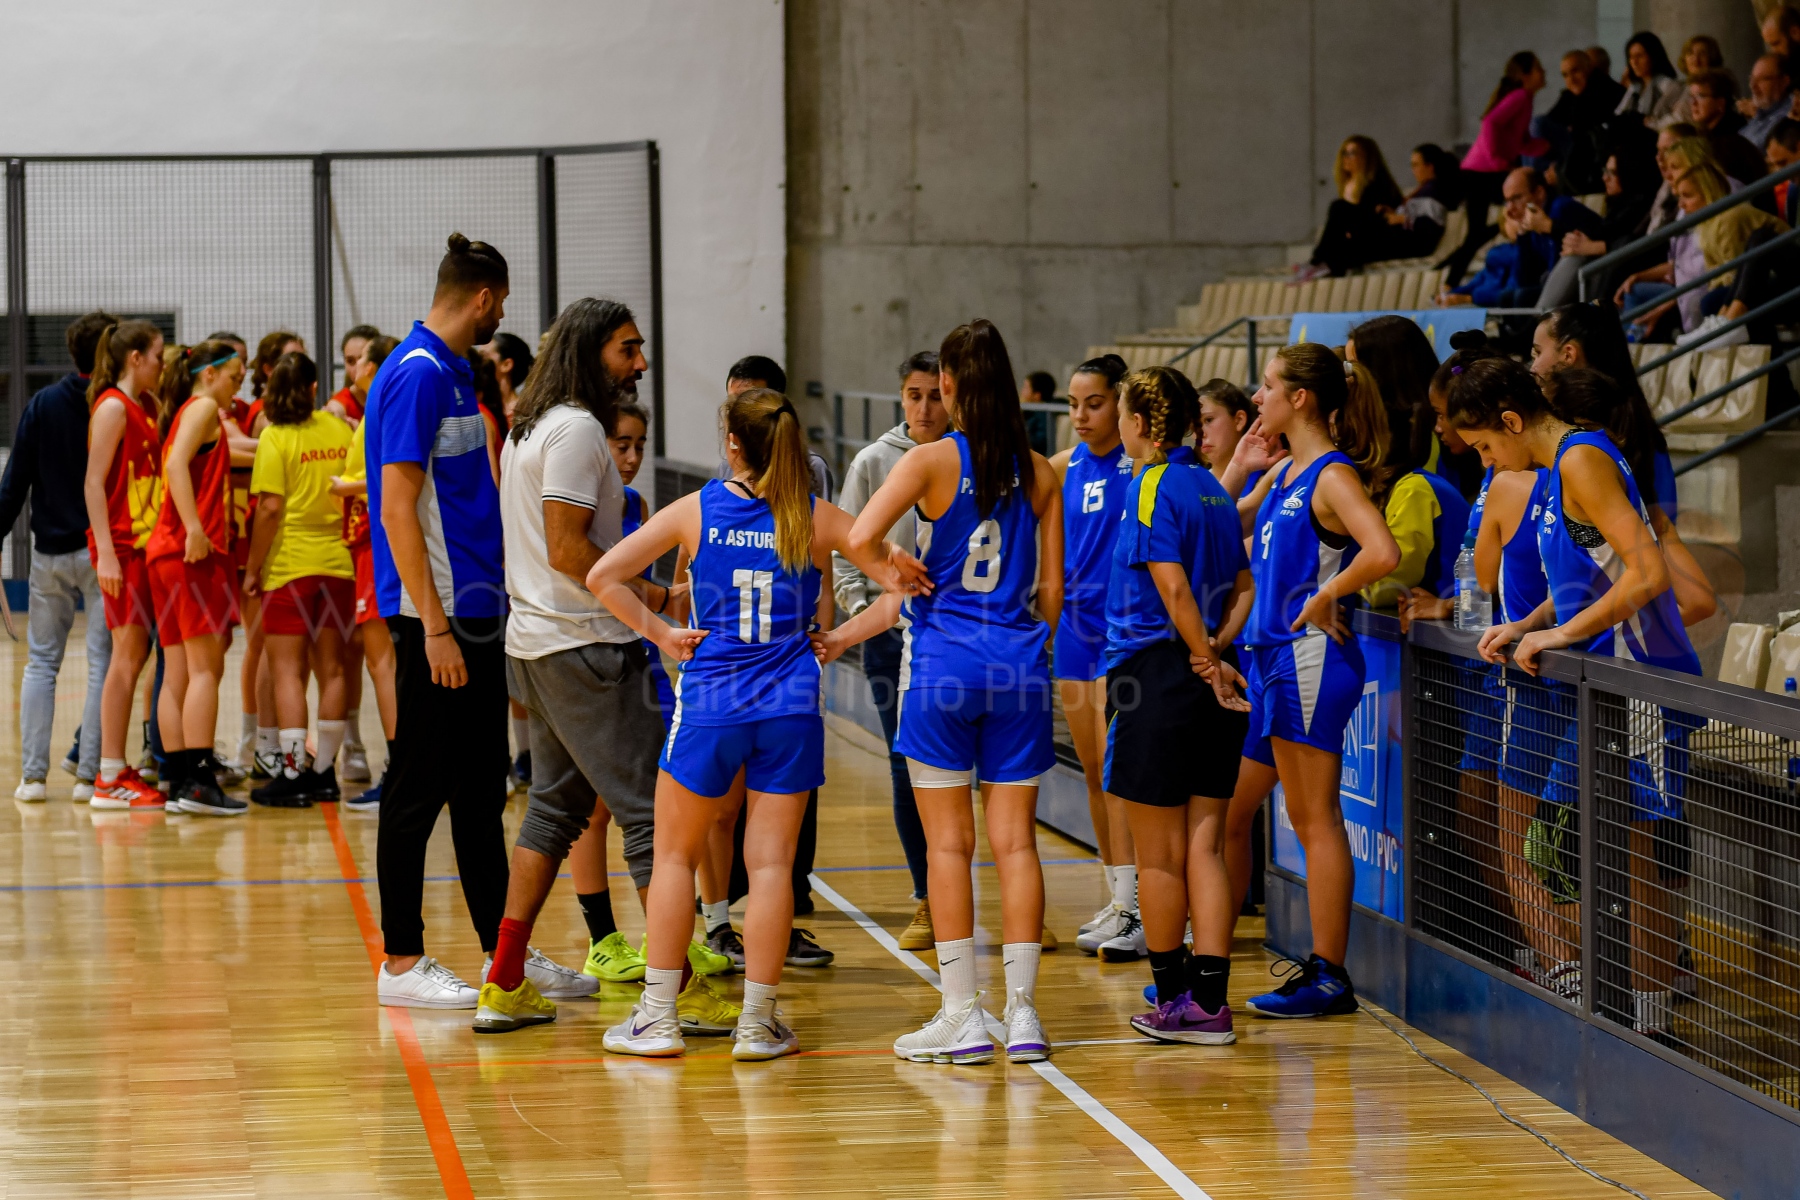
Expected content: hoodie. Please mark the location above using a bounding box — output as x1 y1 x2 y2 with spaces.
831 422 918 616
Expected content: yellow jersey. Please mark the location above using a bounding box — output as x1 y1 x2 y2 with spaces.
251 411 356 589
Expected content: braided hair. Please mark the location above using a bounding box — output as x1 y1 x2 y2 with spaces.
1119 366 1200 465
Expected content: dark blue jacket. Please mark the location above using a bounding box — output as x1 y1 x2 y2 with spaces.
0 373 94 555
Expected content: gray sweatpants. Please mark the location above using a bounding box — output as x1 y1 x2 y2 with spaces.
506 640 664 889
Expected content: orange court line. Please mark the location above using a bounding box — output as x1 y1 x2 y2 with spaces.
321 801 476 1200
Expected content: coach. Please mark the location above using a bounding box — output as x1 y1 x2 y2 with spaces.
364 233 513 1008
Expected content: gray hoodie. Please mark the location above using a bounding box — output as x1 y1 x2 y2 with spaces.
831 422 918 616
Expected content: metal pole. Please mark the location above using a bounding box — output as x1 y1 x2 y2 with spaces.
1577 676 1597 1016
6 160 28 584
833 392 845 479
311 156 333 396
646 143 666 459
1246 321 1258 390
537 152 558 335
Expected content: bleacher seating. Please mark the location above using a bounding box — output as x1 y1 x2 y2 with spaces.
1084 340 1282 384
1174 267 1448 334
1633 341 1771 433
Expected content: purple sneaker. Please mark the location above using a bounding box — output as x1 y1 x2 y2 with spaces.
1130 992 1236 1045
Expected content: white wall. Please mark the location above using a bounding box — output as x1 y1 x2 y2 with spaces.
0 0 786 468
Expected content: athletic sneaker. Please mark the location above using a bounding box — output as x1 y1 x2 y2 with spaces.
340 743 371 784
251 745 282 782
309 766 341 803
661 937 734 977
677 973 741 1035
483 947 597 999
1076 904 1128 954
344 779 382 813
894 993 994 1065
785 928 834 967
1040 926 1058 951
60 740 81 779
705 924 747 971
732 1010 800 1061
584 932 647 983
898 899 934 951
1131 992 1236 1045
1098 910 1146 962
510 751 532 794
90 768 163 810
175 777 248 817
14 779 46 803
203 753 245 789
604 1001 685 1057
71 780 95 803
1143 983 1160 1007
136 739 159 784
1246 954 1358 1018
1544 959 1582 1002
377 957 479 1009
473 978 557 1033
1001 987 1050 1063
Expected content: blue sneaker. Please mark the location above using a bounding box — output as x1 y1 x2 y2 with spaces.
345 776 382 813
1142 983 1159 1007
1246 954 1357 1018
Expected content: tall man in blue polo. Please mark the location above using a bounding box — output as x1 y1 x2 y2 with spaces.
364 233 516 1008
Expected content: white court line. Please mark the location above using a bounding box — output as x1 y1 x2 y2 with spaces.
809 873 1214 1200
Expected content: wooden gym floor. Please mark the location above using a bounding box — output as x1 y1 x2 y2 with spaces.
0 617 1713 1199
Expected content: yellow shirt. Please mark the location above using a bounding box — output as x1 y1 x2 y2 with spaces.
1361 472 1443 609
251 411 355 589
343 417 366 484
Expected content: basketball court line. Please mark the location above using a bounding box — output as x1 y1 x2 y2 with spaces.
320 803 476 1200
808 873 1214 1200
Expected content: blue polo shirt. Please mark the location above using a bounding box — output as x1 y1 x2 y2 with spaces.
364 321 505 620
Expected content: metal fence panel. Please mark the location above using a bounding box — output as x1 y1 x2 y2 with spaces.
554 149 658 435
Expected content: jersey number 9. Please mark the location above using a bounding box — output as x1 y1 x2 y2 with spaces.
961 519 1002 593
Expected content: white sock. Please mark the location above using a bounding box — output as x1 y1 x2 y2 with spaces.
99 757 125 783
511 715 530 755
256 725 279 753
936 937 977 1011
343 710 363 750
315 720 347 772
279 728 309 776
742 979 778 1024
643 965 683 1019
240 712 257 742
1003 942 1041 1005
701 900 730 932
1102 862 1116 899
1112 865 1139 913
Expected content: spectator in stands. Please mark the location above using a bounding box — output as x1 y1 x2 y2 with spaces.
1444 53 1549 286
1021 369 1056 453
1616 32 1683 129
1761 4 1800 78
1669 35 1728 127
1767 118 1800 224
1688 70 1768 185
1544 137 1663 308
1675 161 1793 348
1376 144 1460 260
1442 167 1600 308
1541 49 1625 194
1304 135 1405 277
1586 45 1612 83
1738 54 1795 150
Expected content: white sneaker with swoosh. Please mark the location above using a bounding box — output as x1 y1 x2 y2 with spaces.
604 1001 685 1057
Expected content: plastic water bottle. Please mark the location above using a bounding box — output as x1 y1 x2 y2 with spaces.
1454 536 1492 630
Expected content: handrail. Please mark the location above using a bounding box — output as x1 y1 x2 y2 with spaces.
1578 156 1800 300
1672 402 1800 475
1654 342 1800 426
1636 280 1800 373
1620 225 1800 322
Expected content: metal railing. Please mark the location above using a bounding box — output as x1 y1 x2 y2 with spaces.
1409 622 1800 1121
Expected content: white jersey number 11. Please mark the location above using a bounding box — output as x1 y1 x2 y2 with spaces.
733 568 774 641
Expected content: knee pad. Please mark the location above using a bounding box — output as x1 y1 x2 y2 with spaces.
905 758 971 789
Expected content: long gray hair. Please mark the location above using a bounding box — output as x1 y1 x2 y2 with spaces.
509 297 637 441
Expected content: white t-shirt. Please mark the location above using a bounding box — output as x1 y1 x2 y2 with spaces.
501 403 635 658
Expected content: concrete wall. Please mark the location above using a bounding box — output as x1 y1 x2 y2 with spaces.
0 0 785 469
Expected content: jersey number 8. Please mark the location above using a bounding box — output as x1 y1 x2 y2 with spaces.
961 519 1002 593
733 568 774 642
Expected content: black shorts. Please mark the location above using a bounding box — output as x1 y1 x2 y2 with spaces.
1102 640 1247 808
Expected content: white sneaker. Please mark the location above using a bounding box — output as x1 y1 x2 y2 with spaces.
1633 987 1673 1036
1076 903 1126 954
341 743 371 783
71 780 95 803
1676 313 1749 349
1544 959 1582 1002
1001 987 1050 1063
481 947 598 999
604 1001 685 1057
732 1011 800 1061
14 779 46 803
377 957 480 1009
893 993 994 1064
253 746 283 779
1098 910 1147 962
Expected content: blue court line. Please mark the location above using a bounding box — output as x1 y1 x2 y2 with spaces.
0 857 1099 894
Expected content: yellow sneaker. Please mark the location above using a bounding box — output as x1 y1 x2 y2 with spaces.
685 937 734 977
898 898 935 951
677 972 742 1036
472 978 557 1034
584 932 647 983
1040 926 1058 952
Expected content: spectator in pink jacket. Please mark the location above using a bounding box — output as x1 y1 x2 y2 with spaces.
1443 52 1550 285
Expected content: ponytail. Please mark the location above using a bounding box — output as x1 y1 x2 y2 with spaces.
939 319 1036 517
1119 366 1200 466
156 338 242 440
1444 356 1553 431
725 387 814 574
1073 353 1128 392
86 319 163 410
1272 342 1392 497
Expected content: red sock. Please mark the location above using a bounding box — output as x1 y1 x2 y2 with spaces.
491 917 533 991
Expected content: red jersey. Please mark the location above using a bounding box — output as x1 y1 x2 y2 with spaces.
226 397 259 569
88 387 162 555
332 386 364 423
146 397 234 563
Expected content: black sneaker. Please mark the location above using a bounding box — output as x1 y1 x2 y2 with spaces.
706 924 747 971
178 775 247 817
308 766 340 802
198 751 245 789
251 770 317 808
785 928 834 968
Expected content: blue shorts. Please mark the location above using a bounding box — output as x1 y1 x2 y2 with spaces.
1499 674 1573 797
645 640 676 726
1241 635 1367 764
660 712 825 798
1456 661 1505 774
896 682 1056 784
1543 699 1698 821
1052 614 1107 681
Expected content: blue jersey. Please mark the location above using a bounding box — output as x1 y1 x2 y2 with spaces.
1245 451 1359 648
1538 432 1698 673
1055 440 1131 677
901 432 1047 690
1650 449 1677 520
1467 466 1493 542
623 487 676 721
672 479 822 726
1104 447 1247 669
1497 470 1550 624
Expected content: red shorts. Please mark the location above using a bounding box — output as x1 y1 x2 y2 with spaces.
263 574 356 640
99 548 155 631
148 554 241 647
352 542 379 625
